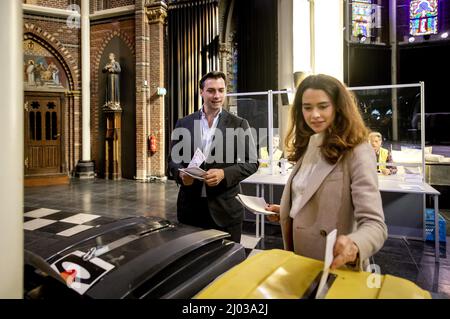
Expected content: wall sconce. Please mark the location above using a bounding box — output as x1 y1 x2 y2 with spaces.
157 87 167 96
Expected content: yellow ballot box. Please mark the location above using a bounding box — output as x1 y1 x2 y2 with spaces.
195 249 431 299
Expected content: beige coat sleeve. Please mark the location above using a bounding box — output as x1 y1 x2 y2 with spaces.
346 142 388 270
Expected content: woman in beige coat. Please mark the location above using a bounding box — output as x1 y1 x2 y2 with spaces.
266 74 387 270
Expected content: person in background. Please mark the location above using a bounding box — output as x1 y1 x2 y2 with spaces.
259 134 283 167
368 131 397 175
168 71 258 243
266 74 387 270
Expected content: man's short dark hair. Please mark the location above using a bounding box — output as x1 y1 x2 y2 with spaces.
199 71 227 89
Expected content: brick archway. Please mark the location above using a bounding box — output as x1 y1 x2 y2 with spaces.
92 29 135 75
24 24 79 90
91 28 135 119
24 25 82 174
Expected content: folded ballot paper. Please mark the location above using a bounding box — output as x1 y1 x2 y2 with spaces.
178 148 207 180
315 229 337 299
178 166 206 180
235 194 277 215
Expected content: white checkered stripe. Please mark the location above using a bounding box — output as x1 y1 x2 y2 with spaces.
24 208 102 237
240 234 263 258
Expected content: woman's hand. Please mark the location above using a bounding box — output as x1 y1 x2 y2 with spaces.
331 235 359 269
265 204 280 222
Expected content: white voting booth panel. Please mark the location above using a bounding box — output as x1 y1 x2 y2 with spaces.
227 90 290 234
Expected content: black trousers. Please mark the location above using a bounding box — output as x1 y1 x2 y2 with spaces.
178 197 242 243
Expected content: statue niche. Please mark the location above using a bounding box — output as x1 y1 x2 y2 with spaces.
102 52 122 180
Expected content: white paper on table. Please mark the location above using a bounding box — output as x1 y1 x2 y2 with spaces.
399 183 424 191
235 194 277 215
188 148 206 168
315 229 337 299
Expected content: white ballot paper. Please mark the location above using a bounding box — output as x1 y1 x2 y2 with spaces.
315 229 337 299
188 148 206 168
179 166 207 180
178 148 207 180
235 194 277 215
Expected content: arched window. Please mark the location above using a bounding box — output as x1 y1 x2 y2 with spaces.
352 0 373 41
410 0 438 36
29 101 41 141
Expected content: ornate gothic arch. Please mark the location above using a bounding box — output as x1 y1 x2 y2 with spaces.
23 24 79 91
92 29 135 76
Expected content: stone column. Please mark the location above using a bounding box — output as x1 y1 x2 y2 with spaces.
219 42 231 74
146 0 167 178
277 0 294 147
0 0 23 298
75 0 95 178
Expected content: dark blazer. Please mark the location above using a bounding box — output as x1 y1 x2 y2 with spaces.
168 109 258 227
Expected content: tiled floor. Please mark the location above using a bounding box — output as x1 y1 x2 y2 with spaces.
24 178 450 298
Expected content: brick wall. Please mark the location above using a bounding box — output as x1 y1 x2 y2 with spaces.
24 16 81 50
24 0 80 10
109 0 135 9
134 2 148 179
23 0 136 13
148 16 165 177
23 1 169 179
92 0 135 12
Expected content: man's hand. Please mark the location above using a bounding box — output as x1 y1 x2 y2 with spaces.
331 235 359 269
179 171 194 186
381 168 390 175
265 204 280 222
204 169 224 187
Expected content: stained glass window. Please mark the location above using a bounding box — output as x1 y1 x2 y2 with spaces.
352 0 373 39
410 0 438 36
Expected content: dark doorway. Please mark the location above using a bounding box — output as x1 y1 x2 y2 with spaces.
24 93 64 176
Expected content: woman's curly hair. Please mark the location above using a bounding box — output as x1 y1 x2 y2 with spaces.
285 74 369 164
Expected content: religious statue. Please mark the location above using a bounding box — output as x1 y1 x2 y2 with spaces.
34 62 45 86
102 52 121 110
47 61 60 85
26 60 35 85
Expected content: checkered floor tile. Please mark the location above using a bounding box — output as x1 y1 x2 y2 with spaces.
24 208 60 218
23 208 114 237
24 207 274 257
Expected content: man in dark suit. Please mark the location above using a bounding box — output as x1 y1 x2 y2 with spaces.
168 71 258 243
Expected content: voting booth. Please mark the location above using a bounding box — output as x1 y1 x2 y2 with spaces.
234 83 442 256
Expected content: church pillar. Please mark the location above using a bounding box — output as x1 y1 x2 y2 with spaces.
146 1 167 178
219 42 231 74
0 0 23 298
75 0 95 178
135 0 150 180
